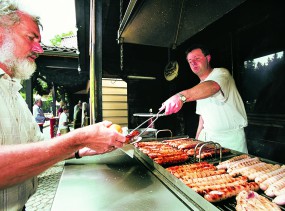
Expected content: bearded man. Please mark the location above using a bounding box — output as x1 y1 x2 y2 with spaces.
0 1 126 210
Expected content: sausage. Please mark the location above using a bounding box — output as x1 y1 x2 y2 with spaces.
274 187 285 196
225 156 255 170
217 154 250 169
166 161 210 170
183 173 232 184
164 138 201 149
260 172 285 191
191 176 248 195
181 169 226 180
154 153 189 165
229 161 264 177
172 166 217 178
166 162 213 173
273 193 285 206
255 165 285 184
247 164 281 181
227 157 260 173
177 141 202 149
265 177 285 197
188 175 246 188
148 151 186 159
204 182 259 202
242 163 274 178
186 174 240 187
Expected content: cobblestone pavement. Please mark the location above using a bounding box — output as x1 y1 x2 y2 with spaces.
25 161 65 211
25 124 65 211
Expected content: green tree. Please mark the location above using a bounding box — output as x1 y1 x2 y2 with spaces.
50 31 74 47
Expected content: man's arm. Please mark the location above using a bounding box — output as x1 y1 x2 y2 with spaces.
180 80 220 102
160 81 220 115
0 121 125 189
195 115 204 139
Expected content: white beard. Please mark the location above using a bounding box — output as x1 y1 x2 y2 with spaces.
0 38 36 80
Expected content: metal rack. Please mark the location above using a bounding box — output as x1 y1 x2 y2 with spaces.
132 137 285 211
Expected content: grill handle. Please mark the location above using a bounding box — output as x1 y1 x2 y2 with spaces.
155 129 172 138
194 141 222 163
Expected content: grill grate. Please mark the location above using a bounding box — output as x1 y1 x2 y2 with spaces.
135 138 285 211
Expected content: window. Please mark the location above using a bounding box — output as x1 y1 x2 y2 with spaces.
242 51 284 114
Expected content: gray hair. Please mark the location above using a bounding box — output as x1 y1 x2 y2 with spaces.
0 0 42 29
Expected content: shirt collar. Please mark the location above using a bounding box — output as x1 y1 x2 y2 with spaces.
0 68 23 91
0 68 7 77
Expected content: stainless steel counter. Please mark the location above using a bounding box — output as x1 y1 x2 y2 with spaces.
51 149 192 211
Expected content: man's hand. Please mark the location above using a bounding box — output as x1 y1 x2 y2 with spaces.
75 121 126 155
159 94 183 115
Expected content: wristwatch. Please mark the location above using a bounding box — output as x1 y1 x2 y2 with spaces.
178 93 187 104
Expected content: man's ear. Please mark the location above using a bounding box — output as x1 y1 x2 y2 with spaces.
206 54 211 62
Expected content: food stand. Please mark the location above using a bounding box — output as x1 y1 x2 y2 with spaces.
51 137 284 211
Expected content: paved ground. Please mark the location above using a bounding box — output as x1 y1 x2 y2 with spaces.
25 123 65 211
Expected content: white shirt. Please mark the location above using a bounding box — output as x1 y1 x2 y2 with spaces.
58 112 68 130
196 68 247 132
0 69 44 210
196 68 248 153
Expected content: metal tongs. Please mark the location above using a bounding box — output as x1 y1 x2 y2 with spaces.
127 109 165 144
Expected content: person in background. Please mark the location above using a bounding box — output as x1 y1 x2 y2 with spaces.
0 1 126 210
73 102 82 129
73 100 82 121
57 106 70 135
57 100 66 117
160 44 248 153
32 95 47 133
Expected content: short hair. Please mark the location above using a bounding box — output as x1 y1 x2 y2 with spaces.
34 95 42 103
185 44 211 58
0 0 42 29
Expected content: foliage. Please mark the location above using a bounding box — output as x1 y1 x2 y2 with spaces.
34 78 51 96
41 95 53 113
50 31 74 47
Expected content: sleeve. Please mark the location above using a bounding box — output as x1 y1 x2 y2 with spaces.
205 68 231 102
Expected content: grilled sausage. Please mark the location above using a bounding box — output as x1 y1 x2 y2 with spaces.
183 173 232 185
274 187 285 196
166 162 213 173
273 193 285 206
247 164 281 181
228 161 264 177
265 177 285 197
186 174 240 187
191 176 248 195
153 153 189 165
204 182 259 202
260 172 285 191
255 165 285 184
227 157 260 173
181 169 226 180
217 154 250 169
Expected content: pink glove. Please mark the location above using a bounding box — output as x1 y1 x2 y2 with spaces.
159 94 183 115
